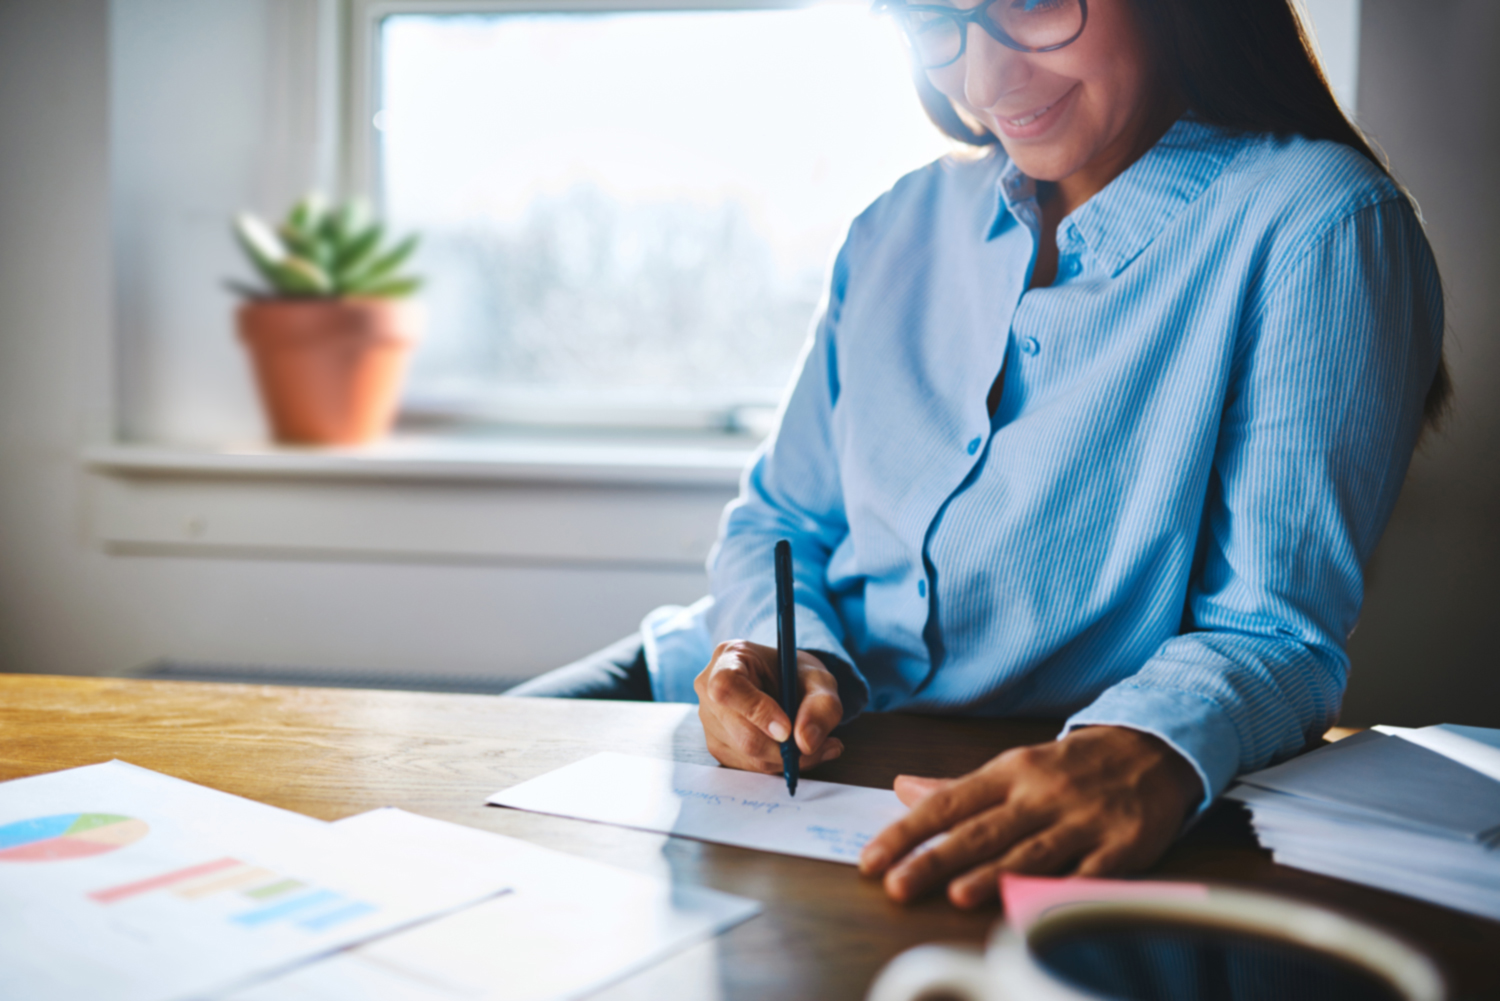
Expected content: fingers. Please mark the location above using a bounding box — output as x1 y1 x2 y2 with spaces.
695 642 846 774
793 653 843 757
893 774 952 808
859 769 1010 881
881 800 1049 903
702 709 843 774
943 824 1096 908
696 642 792 740
708 663 793 742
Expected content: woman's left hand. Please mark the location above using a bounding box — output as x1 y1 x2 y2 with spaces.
857 726 1203 908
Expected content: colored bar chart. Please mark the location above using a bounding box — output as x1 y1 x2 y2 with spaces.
89 856 378 932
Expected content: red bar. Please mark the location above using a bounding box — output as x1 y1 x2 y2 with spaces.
89 856 242 904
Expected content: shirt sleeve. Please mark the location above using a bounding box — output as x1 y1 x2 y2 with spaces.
705 233 871 719
1062 196 1445 812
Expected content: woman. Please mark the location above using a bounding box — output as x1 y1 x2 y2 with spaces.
510 0 1448 909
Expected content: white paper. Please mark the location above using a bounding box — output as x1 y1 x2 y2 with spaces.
488 752 908 864
1375 723 1500 785
0 762 510 1001
1227 726 1500 923
223 808 760 1001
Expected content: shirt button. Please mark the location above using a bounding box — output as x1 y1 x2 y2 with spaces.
1020 337 1041 356
917 580 927 598
966 437 981 455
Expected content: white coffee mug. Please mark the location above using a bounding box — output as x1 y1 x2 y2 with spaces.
867 887 1445 1001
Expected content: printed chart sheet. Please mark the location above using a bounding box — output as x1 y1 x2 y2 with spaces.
226 808 760 1001
0 762 509 1001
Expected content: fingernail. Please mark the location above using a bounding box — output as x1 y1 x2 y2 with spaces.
769 721 790 742
860 847 888 874
804 725 824 747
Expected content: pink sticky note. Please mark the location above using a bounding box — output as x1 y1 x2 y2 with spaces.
1000 873 1209 929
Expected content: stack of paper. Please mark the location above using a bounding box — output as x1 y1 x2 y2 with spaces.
1226 724 1500 921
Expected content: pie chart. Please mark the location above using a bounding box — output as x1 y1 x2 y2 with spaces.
0 813 149 862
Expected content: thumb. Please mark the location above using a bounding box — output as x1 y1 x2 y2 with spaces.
893 774 952 808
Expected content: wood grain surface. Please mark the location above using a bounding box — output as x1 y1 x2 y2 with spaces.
2 674 1496 1000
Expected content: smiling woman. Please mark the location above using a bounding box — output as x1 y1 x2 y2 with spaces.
510 0 1448 909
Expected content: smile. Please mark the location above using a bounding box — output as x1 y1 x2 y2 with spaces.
992 85 1079 139
1007 101 1057 127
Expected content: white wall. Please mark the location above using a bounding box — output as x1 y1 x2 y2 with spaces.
113 0 330 444
1338 0 1500 726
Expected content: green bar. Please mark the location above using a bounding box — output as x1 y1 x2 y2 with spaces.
244 878 305 900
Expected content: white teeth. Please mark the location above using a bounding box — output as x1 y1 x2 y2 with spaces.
1008 103 1053 127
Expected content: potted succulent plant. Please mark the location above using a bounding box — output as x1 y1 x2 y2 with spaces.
231 194 423 445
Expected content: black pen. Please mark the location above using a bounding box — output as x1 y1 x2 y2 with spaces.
775 539 800 797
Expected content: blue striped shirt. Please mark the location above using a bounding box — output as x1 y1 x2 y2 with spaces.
642 117 1443 808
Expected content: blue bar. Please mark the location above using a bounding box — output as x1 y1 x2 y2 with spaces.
299 901 377 932
232 888 343 927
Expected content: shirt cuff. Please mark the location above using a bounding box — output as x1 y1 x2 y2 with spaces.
744 607 869 723
1061 684 1243 816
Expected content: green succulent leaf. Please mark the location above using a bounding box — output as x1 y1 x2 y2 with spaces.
234 213 286 268
333 222 385 279
287 192 327 234
278 255 333 295
349 275 422 298
277 223 329 270
345 233 419 288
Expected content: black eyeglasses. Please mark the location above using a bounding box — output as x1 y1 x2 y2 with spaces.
874 0 1089 69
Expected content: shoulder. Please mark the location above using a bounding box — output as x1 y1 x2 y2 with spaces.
1208 127 1411 252
844 146 1006 251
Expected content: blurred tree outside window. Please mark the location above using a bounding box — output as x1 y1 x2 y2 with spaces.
378 6 953 430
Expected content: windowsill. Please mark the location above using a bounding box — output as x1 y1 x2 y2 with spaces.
82 433 753 566
83 430 758 488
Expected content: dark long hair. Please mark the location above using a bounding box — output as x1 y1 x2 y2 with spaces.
912 0 1452 430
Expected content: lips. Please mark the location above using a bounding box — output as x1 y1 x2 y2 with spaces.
991 84 1078 139
1006 101 1057 127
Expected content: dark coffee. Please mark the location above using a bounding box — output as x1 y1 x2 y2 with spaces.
1030 918 1406 1001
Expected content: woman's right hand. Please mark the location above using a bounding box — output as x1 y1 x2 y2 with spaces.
694 640 845 773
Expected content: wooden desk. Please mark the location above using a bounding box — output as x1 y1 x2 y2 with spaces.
2 674 1496 1000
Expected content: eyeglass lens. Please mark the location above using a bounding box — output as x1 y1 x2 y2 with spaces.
900 0 1084 67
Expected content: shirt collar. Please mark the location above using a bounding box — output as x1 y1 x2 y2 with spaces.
991 117 1242 276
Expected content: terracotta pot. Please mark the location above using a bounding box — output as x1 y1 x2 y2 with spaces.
237 298 421 445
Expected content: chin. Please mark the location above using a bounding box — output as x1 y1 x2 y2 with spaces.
995 142 1082 183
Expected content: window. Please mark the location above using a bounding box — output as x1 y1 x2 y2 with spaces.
369 3 951 431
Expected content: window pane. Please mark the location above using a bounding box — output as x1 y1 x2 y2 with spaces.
379 5 951 422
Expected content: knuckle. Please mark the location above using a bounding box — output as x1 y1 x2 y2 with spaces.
1020 835 1054 860
968 811 1010 848
1009 745 1047 769
706 671 739 704
926 787 964 820
720 639 756 661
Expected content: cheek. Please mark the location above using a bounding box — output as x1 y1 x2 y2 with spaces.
925 66 969 109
